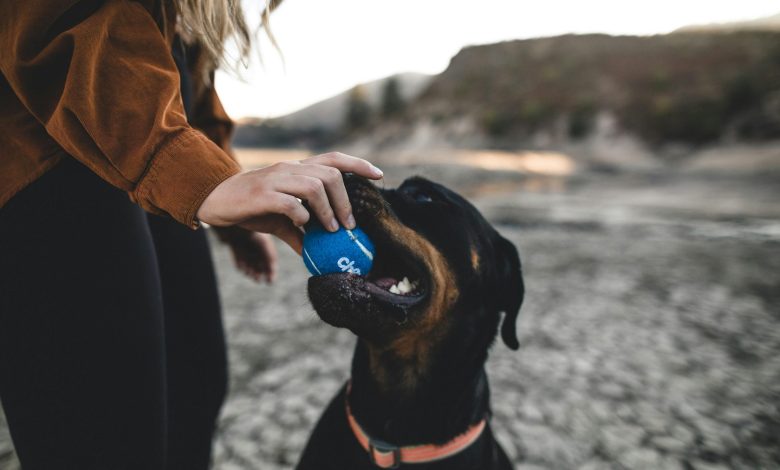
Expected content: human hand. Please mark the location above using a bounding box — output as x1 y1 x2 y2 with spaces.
197 152 383 254
215 226 278 283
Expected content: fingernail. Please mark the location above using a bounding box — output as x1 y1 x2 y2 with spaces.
370 165 383 177
329 218 339 232
346 214 356 229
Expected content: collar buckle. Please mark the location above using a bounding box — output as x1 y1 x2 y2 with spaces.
368 438 401 469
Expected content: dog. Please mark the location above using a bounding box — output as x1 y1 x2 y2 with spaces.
296 174 524 469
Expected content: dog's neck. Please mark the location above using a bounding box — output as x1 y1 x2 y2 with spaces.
348 339 491 447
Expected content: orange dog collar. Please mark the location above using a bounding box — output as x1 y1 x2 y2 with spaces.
345 384 487 468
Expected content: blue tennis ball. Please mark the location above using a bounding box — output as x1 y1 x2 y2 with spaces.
302 219 375 276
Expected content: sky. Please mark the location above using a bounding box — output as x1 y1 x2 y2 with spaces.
215 0 780 120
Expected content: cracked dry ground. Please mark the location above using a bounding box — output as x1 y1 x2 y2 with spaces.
1 172 779 470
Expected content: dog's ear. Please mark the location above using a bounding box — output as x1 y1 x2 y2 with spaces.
495 235 524 350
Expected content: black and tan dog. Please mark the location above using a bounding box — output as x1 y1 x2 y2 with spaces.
297 174 524 469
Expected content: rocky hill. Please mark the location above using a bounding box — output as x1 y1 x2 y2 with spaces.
395 32 780 147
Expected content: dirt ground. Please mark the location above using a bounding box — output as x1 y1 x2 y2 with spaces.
1 165 779 470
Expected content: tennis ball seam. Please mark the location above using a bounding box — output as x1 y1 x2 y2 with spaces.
347 229 374 261
303 247 323 275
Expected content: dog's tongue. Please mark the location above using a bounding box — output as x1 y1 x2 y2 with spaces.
372 277 398 289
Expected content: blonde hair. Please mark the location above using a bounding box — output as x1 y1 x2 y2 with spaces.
175 0 282 73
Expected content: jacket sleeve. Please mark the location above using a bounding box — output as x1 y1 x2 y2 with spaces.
0 0 241 228
190 69 238 160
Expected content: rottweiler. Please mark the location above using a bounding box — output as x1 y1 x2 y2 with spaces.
297 174 524 470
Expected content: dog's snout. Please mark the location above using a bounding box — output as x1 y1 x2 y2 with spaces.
342 172 373 194
343 173 385 215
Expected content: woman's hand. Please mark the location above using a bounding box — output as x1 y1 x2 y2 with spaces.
197 152 383 254
214 226 278 283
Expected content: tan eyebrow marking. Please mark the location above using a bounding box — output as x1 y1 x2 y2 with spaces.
470 246 480 271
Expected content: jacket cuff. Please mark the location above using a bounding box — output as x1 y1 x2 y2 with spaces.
132 129 242 228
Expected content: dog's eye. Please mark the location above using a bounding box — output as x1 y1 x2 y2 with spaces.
400 184 436 204
404 188 433 203
413 192 433 203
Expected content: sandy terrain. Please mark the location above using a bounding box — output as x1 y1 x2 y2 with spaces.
1 164 779 470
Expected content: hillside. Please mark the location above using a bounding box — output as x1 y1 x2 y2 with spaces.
277 72 432 131
232 73 432 147
405 32 780 147
674 12 780 33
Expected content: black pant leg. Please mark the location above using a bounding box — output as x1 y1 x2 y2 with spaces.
0 158 167 470
146 214 228 470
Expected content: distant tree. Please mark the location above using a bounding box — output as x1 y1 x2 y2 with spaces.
568 100 596 139
381 77 405 117
346 85 371 131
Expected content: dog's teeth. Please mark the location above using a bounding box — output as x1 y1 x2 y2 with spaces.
383 277 419 296
396 277 413 294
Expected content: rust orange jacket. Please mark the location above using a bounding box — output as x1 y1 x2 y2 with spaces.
0 0 242 228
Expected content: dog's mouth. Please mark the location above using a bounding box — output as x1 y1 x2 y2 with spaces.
362 230 428 308
307 182 431 332
307 226 430 314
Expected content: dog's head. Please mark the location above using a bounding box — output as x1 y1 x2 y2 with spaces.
308 175 524 377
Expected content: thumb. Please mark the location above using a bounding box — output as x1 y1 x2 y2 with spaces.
271 222 304 255
240 215 304 255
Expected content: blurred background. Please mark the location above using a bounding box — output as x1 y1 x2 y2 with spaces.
2 1 780 469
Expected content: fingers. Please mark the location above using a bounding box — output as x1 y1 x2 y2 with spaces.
266 192 310 227
198 153 380 230
259 233 279 283
232 252 262 283
241 214 304 255
226 231 279 284
243 154 380 231
271 221 304 255
281 166 355 230
248 233 278 284
303 152 383 180
271 174 339 231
